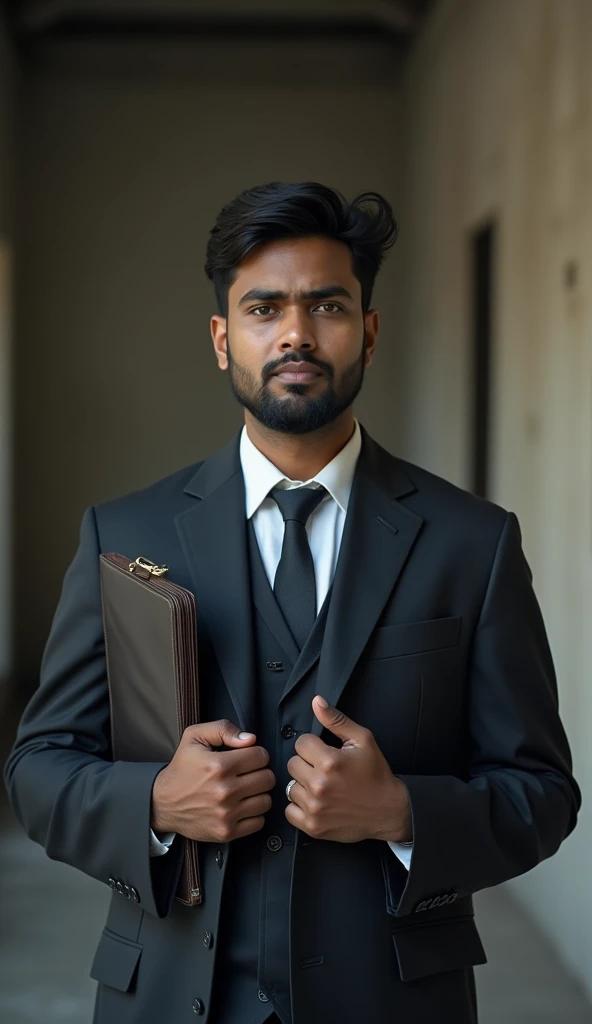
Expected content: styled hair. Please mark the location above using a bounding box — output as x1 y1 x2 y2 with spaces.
204 181 398 316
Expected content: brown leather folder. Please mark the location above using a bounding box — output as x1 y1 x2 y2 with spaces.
99 553 202 906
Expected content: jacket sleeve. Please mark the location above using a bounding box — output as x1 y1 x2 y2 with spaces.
389 510 581 917
3 505 184 919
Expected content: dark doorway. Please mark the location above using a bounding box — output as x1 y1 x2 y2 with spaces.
470 221 496 498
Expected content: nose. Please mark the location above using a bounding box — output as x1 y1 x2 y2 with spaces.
276 308 316 353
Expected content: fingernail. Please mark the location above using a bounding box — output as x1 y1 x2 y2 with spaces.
239 732 255 739
315 695 328 708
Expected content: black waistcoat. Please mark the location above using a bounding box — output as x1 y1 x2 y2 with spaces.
209 517 333 1024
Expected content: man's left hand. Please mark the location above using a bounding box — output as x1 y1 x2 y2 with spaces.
284 695 412 844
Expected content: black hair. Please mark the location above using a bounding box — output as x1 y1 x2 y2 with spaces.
204 180 398 317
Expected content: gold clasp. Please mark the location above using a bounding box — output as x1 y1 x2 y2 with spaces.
129 556 169 577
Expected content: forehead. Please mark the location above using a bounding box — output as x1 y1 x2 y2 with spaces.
228 236 359 301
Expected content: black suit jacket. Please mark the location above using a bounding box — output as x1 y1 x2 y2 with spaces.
4 424 580 1023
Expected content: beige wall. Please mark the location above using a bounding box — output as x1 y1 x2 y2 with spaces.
0 12 16 697
15 36 403 684
396 0 592 996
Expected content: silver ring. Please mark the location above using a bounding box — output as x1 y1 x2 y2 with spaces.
285 779 297 802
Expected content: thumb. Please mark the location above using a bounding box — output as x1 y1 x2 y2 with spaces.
183 719 256 749
312 695 365 743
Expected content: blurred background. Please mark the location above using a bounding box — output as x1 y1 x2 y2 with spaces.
0 0 590 1020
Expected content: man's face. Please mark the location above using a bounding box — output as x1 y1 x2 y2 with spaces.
210 236 379 435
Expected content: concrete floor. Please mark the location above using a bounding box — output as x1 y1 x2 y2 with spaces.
0 807 590 1024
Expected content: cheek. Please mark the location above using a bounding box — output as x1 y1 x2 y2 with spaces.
322 319 361 345
227 337 261 374
233 329 279 372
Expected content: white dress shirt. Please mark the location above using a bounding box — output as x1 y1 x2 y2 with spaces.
151 418 412 869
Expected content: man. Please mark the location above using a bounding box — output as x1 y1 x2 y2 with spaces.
4 181 580 1024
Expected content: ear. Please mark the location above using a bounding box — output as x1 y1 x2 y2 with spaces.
210 314 229 371
363 309 380 367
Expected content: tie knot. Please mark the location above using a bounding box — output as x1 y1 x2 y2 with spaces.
270 485 326 526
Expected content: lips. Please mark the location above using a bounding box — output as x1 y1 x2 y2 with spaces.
272 363 323 382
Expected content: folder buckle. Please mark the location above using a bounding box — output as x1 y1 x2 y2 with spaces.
129 556 169 577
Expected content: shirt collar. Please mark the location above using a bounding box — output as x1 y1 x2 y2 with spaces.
239 418 362 520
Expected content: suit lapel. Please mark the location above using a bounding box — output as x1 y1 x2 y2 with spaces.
307 426 424 736
174 430 256 733
247 518 301 664
274 577 332 703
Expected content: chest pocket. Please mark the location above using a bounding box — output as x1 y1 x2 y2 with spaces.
366 615 462 662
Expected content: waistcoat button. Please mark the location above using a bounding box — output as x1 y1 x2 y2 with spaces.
192 998 205 1014
258 991 270 1003
267 835 283 852
215 849 224 868
281 724 295 739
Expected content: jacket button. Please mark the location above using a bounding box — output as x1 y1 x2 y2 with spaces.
267 835 283 852
203 931 213 949
130 887 140 903
123 883 132 899
108 877 116 889
192 998 205 1014
281 725 295 739
215 849 224 869
258 991 269 1003
115 881 125 896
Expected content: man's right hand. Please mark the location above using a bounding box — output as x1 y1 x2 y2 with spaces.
150 720 276 842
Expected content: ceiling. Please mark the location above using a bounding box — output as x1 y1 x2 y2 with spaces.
4 0 433 44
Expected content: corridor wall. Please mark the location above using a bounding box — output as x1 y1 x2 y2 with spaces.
395 0 592 997
0 11 16 708
14 34 403 687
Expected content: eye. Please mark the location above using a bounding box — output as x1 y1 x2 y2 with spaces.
315 303 342 313
251 305 276 316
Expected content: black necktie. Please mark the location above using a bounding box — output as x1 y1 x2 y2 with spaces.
270 485 327 650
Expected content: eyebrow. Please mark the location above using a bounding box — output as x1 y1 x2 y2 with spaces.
237 285 354 307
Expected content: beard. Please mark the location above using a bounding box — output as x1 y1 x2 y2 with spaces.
226 333 367 435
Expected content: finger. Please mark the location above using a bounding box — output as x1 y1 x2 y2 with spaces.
284 800 309 832
311 696 368 744
235 767 276 801
220 745 270 774
236 792 273 821
232 815 266 839
286 755 316 789
294 732 333 766
183 720 256 749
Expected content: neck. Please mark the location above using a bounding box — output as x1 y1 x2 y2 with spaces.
244 411 356 481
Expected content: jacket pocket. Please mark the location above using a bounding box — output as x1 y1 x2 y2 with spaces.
90 928 143 993
391 915 487 982
367 616 462 661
